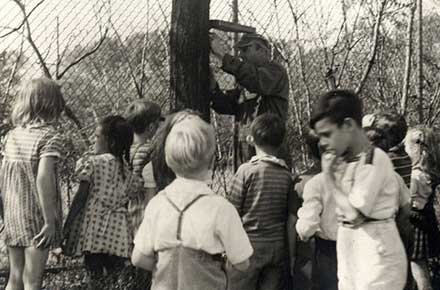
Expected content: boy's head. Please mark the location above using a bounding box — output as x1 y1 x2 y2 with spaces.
165 116 216 178
375 112 407 149
124 100 162 135
310 90 363 156
248 113 285 150
236 33 271 65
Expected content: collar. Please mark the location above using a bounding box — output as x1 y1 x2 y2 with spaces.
167 177 213 196
250 154 289 170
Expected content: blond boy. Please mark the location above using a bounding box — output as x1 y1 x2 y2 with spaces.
131 114 253 290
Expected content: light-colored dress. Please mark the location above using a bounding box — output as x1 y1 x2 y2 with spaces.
0 124 63 247
63 153 142 258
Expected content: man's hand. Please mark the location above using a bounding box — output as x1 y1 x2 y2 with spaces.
210 33 228 60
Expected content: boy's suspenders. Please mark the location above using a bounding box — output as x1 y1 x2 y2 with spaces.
164 194 205 241
365 146 375 165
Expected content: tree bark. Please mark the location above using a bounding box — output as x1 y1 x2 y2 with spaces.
417 0 424 123
401 1 416 115
170 0 211 121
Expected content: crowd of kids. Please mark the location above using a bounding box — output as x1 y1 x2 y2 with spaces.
1 32 440 290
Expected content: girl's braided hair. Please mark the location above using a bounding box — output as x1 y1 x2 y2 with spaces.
99 115 134 179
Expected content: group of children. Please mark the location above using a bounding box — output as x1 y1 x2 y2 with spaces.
1 77 440 290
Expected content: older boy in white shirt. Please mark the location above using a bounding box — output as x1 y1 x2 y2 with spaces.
310 89 407 290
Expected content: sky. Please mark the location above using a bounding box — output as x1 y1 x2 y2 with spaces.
0 0 439 64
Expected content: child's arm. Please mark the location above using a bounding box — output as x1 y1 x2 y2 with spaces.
132 196 157 271
226 165 249 216
321 153 363 224
131 248 155 271
287 185 299 277
63 181 90 236
34 156 59 248
216 201 253 272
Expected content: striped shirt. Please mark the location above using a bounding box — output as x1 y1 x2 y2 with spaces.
130 141 153 177
227 155 295 242
388 146 412 188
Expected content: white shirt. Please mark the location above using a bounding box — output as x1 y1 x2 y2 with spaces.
335 148 400 219
296 173 338 241
134 177 253 265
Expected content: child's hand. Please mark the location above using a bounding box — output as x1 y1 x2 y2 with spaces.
289 257 296 278
33 223 56 249
321 151 338 177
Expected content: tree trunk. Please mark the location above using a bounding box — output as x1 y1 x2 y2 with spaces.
401 1 416 115
416 0 424 123
170 0 211 121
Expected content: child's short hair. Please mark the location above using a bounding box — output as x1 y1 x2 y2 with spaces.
375 112 407 148
165 116 215 177
250 113 285 148
11 78 65 126
305 129 321 160
124 100 162 134
310 89 362 129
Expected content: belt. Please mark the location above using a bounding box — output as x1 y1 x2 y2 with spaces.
341 217 394 228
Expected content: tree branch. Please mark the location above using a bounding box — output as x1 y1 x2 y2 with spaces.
355 0 388 95
0 0 45 38
400 1 416 115
56 28 108 80
12 0 52 78
5 29 25 101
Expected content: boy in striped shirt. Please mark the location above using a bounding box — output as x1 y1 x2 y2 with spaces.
227 113 299 290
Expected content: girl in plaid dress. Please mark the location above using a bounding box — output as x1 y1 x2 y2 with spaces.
405 126 440 290
0 78 65 290
63 116 142 287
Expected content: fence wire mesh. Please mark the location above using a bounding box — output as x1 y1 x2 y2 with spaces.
1 0 440 288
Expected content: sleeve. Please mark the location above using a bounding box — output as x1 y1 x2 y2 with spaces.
75 157 94 183
348 149 394 216
210 84 240 115
133 198 156 257
215 200 253 265
296 176 323 239
142 162 157 189
226 165 249 215
410 170 432 209
221 54 287 96
395 173 410 207
39 131 63 159
132 144 153 176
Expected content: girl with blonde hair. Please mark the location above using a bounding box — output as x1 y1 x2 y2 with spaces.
1 77 65 290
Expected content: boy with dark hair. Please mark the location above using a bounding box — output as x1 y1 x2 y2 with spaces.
310 90 407 290
227 113 299 290
296 129 339 290
375 112 412 187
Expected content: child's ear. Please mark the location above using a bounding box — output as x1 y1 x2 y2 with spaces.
246 135 255 146
342 118 357 131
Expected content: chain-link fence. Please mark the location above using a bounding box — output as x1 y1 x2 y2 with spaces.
1 0 440 288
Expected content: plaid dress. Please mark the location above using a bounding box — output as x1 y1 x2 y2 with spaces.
63 154 142 258
411 169 440 260
0 125 63 247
